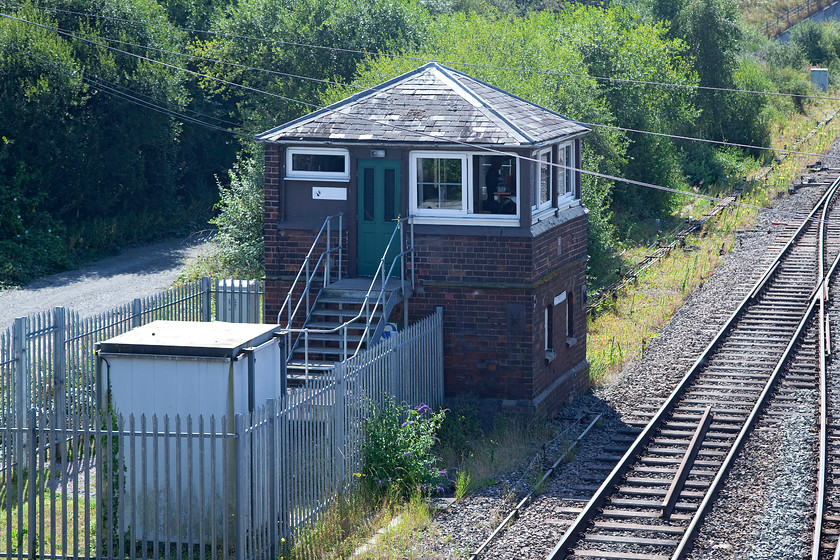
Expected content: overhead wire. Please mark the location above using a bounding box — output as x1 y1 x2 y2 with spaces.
0 37 247 135
2 8 839 227
4 0 840 104
5 9 838 165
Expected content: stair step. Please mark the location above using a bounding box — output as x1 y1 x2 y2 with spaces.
287 361 336 371
309 308 380 319
318 295 378 305
293 346 360 356
304 321 368 330
302 333 365 343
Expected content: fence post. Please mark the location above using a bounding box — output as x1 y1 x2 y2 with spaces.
132 298 142 328
234 413 247 560
435 308 445 407
13 317 28 428
53 307 67 462
28 407 37 556
201 277 212 322
389 335 401 404
333 362 346 487
267 400 278 559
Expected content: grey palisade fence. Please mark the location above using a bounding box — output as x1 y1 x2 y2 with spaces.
0 278 443 560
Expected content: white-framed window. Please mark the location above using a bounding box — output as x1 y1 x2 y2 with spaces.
286 147 350 181
544 306 553 351
557 143 575 203
412 152 468 215
534 148 553 213
409 151 519 224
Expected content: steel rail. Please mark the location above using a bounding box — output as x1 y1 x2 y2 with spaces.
467 414 603 560
547 174 840 560
814 175 833 560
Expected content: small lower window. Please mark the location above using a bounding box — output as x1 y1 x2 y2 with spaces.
286 147 349 181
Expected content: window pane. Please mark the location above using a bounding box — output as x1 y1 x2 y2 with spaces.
384 169 396 222
416 157 463 210
292 153 346 173
539 152 551 205
363 168 375 222
558 147 567 196
565 145 573 195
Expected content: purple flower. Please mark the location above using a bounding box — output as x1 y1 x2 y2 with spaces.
417 403 431 414
404 451 412 457
435 486 444 494
438 470 448 477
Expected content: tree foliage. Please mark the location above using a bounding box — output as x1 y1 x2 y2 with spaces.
209 151 265 279
338 5 700 277
0 0 819 288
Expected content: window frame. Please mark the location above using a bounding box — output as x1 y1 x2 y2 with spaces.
285 147 350 181
409 150 520 226
534 147 554 214
410 152 469 216
557 142 576 206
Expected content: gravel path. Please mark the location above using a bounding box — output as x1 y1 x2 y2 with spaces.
0 234 213 328
404 150 838 558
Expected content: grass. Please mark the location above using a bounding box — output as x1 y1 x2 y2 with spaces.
587 94 840 386
284 488 432 560
437 401 557 500
739 0 823 31
0 470 97 557
285 400 563 559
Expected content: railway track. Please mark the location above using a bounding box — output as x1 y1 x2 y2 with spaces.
814 172 840 559
544 172 840 560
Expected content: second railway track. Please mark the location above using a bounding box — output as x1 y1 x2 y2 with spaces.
545 171 840 560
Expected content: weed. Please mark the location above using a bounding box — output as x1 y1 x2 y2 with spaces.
530 466 548 497
454 471 472 500
362 396 447 499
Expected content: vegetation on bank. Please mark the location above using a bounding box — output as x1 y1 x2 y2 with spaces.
1 0 835 288
285 396 562 559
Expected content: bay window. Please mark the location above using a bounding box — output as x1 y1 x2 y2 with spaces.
410 151 519 223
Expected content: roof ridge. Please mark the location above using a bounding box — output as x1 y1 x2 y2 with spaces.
255 63 588 146
430 65 532 144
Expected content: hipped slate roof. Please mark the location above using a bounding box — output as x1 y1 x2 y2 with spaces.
255 63 588 147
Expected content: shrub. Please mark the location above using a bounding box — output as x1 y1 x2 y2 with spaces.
208 151 265 279
361 396 447 499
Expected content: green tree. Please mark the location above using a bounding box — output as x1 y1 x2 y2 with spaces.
339 7 698 279
555 5 697 218
191 0 429 134
0 0 220 283
209 151 265 278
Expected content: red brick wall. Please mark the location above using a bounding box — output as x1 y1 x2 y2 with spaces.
263 143 589 413
264 143 282 314
407 212 589 408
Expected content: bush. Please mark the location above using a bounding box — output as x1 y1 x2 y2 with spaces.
361 396 447 498
209 152 265 278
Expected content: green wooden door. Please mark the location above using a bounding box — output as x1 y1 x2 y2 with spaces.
357 159 401 277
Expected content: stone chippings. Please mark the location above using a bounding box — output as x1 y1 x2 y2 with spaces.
406 148 838 558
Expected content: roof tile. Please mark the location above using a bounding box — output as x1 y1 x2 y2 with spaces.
256 63 588 146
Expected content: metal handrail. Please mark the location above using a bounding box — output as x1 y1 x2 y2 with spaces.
276 213 344 359
280 216 415 380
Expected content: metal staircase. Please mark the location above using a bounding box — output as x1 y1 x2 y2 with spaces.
276 214 414 384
